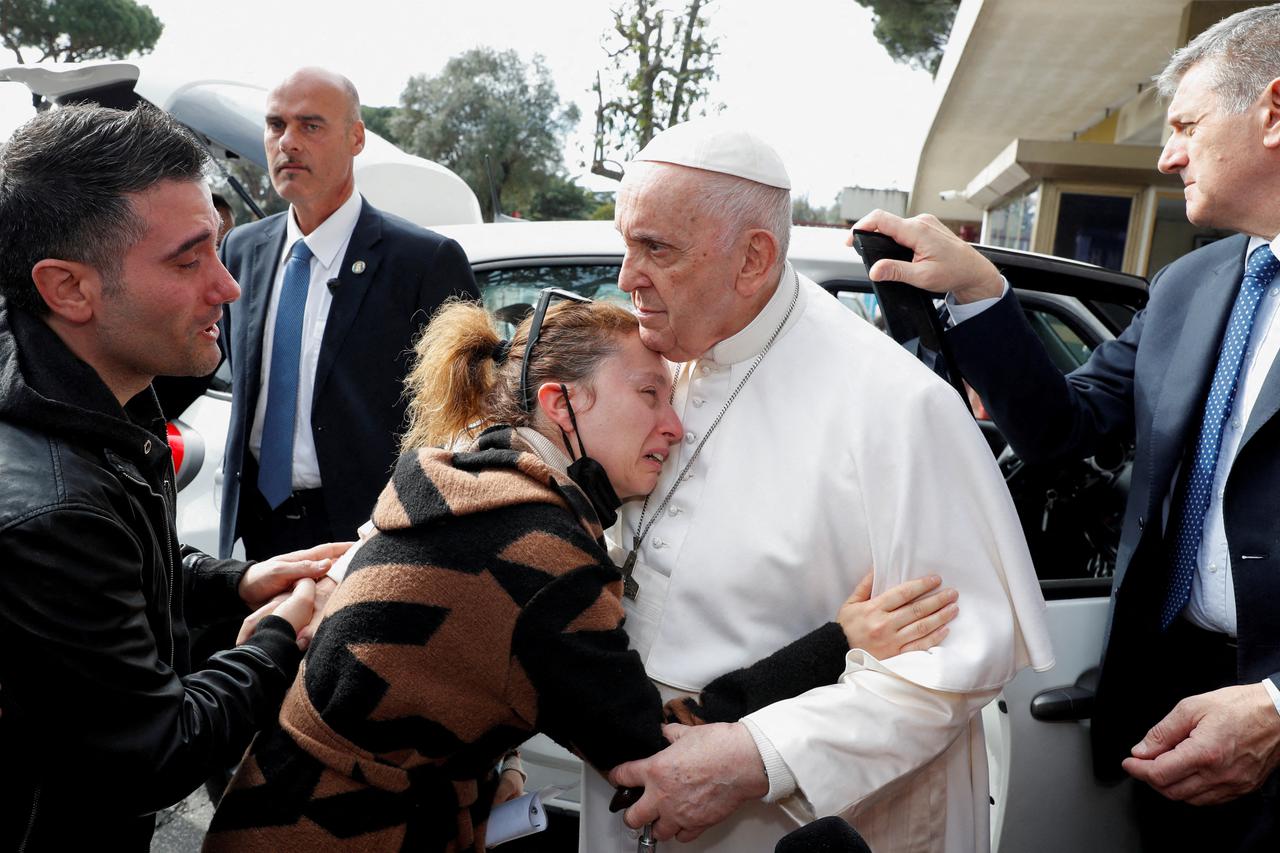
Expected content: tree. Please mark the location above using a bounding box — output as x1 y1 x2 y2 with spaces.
391 47 580 221
591 0 719 181
525 175 599 222
851 0 960 76
359 104 401 144
2 0 163 65
792 194 840 225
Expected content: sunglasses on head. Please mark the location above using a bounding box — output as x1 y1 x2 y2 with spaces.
519 287 594 412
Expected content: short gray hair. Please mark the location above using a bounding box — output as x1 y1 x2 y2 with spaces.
1156 3 1280 113
630 161 792 272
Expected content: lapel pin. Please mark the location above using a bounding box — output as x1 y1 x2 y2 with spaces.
351 260 367 275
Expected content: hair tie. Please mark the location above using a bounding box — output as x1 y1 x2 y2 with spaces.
491 339 512 364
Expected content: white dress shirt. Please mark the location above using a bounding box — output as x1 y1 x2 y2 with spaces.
249 188 363 489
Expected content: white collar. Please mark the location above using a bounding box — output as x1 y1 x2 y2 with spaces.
1246 233 1280 259
704 262 802 366
516 426 573 475
284 186 362 269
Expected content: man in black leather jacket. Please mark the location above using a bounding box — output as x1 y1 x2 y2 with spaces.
0 105 344 850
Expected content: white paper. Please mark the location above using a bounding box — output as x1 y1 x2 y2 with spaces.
486 785 568 848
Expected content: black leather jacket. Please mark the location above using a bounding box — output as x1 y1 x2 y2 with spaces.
0 299 302 850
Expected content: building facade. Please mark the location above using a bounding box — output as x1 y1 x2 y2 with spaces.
910 0 1262 275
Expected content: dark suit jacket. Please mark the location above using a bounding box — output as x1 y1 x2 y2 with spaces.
948 233 1280 775
217 199 479 558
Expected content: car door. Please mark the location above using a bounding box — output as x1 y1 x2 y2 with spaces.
824 249 1148 853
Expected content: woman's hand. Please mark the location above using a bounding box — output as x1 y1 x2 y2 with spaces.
235 578 317 650
837 573 958 658
491 763 527 804
492 753 526 806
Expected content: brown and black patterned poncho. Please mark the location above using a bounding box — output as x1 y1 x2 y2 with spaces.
203 427 670 851
203 426 849 852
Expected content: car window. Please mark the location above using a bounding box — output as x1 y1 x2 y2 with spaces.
833 287 1097 376
1026 309 1092 372
834 291 873 323
1086 298 1137 335
475 263 626 335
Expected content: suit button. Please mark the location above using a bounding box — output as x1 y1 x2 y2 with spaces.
1138 516 1145 531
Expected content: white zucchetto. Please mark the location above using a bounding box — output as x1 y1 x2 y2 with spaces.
629 118 791 190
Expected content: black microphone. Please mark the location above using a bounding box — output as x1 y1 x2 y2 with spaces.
774 817 872 853
326 277 341 294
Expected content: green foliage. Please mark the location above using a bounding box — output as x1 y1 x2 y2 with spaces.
524 175 599 222
359 104 401 144
851 0 960 76
1 0 163 64
391 47 581 221
590 200 616 221
592 0 719 180
791 194 841 225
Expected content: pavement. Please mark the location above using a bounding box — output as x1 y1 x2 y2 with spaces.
148 787 579 851
150 788 215 853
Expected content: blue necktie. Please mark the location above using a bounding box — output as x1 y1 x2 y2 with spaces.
258 238 314 509
1162 243 1280 629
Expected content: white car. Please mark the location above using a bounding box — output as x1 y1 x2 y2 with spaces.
5 63 1147 852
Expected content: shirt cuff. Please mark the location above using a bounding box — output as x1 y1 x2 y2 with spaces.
327 520 375 583
741 718 797 802
1262 677 1280 718
945 277 1010 325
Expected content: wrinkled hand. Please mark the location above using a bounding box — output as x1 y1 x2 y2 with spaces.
1122 683 1280 805
236 578 316 650
838 572 958 658
609 722 768 843
238 541 352 609
849 210 1004 304
297 576 339 648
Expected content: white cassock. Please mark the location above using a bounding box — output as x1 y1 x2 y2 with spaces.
581 265 1054 853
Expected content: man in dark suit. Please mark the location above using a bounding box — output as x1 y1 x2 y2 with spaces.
219 67 479 560
855 6 1280 850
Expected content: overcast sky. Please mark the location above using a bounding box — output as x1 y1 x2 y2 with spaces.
0 0 937 205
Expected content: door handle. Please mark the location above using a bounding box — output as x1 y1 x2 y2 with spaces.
1030 666 1098 722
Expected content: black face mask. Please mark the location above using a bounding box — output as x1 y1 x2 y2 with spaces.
558 384 621 529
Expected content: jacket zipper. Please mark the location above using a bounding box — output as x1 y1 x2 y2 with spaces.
108 451 178 667
17 782 40 853
162 476 175 668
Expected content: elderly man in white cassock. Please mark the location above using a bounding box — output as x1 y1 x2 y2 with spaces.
578 119 1055 853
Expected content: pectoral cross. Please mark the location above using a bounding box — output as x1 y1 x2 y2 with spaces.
620 549 640 600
